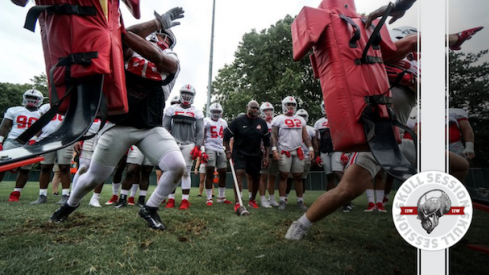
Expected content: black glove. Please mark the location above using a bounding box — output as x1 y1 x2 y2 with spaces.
154 7 184 30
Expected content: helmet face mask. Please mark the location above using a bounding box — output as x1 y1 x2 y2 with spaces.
149 29 176 51
209 103 223 121
282 96 297 115
23 89 43 108
390 26 417 41
260 102 274 120
179 84 196 106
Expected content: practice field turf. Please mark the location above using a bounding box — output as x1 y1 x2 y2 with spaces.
0 183 487 274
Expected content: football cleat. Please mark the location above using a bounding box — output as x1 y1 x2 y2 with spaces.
217 197 232 204
206 199 213 206
8 191 21 202
128 196 135 206
297 201 308 210
269 199 279 207
364 202 377 212
248 200 259 209
234 202 240 212
49 203 79 223
115 198 127 209
285 221 309 241
31 195 47 205
57 195 69 205
138 206 166 231
89 197 102 207
278 200 287 211
179 199 190 210
376 202 387 213
137 196 146 207
261 198 272 208
165 198 175 208
105 195 118 205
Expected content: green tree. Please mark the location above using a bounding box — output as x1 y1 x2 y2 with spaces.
212 15 322 122
449 50 489 167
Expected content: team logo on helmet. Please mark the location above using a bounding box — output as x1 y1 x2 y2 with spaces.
282 96 297 115
180 84 196 106
209 103 223 121
296 109 309 123
23 89 44 108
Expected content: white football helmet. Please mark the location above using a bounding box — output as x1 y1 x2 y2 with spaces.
282 96 297 115
390 26 417 41
179 84 196 106
148 28 177 50
321 101 326 116
23 89 44 108
209 103 223 121
260 102 274 120
296 109 309 123
170 95 180 105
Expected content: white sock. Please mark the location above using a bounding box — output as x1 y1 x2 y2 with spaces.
182 194 189 200
248 193 252 199
219 187 225 198
91 193 99 200
139 190 147 196
297 197 304 203
365 189 375 203
130 184 139 197
168 194 175 200
279 196 286 202
269 194 276 201
62 189 70 196
206 189 213 200
14 188 23 192
375 190 385 204
112 182 121 195
298 214 313 229
67 163 114 207
40 189 48 196
120 189 129 196
260 195 266 201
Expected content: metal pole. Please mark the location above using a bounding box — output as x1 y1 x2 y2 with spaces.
206 0 216 116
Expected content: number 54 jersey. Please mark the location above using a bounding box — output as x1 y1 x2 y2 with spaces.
4 106 42 140
203 117 228 152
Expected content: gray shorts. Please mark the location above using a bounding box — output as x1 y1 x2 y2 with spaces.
199 163 206 174
41 145 74 165
449 141 464 157
346 152 381 179
260 156 279 174
400 138 416 166
205 149 227 169
3 139 34 170
320 152 344 174
278 150 305 174
178 143 195 167
92 126 180 168
127 145 154 166
302 157 312 179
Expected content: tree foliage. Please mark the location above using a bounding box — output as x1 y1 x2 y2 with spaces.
448 50 489 167
0 73 48 118
212 15 322 122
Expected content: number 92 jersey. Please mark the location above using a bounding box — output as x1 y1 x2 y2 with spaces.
272 114 306 151
4 106 42 140
203 117 228 152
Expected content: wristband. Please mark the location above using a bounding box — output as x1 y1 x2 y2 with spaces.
0 136 4 143
201 146 205 153
464 142 474 152
272 146 277 152
308 147 314 152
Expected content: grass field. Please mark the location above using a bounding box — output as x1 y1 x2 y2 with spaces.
0 182 487 275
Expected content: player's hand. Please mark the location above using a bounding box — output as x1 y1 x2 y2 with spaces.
74 142 83 154
263 155 270 168
463 142 475 159
190 146 202 160
154 7 184 30
28 140 36 146
194 169 198 175
315 156 322 167
365 3 405 28
225 151 231 160
202 152 209 163
308 151 314 160
273 150 280 161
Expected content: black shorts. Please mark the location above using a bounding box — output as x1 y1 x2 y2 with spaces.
232 153 262 178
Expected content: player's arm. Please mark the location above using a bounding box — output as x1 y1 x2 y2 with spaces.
271 126 280 160
459 120 475 159
122 31 179 74
223 120 235 159
162 115 172 132
302 126 314 159
195 118 204 147
0 118 13 149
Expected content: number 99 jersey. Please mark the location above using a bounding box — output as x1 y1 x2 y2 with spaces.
4 106 42 140
203 117 228 152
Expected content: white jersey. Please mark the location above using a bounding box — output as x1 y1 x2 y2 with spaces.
314 117 330 138
301 125 315 156
272 114 306 151
38 104 65 141
203 117 227 152
164 104 204 144
448 108 468 129
4 106 42 140
125 48 180 101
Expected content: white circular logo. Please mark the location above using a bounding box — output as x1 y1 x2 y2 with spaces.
392 171 473 251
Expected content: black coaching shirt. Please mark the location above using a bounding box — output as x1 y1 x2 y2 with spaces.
224 114 270 157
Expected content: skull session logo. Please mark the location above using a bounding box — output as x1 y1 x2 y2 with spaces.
392 171 473 251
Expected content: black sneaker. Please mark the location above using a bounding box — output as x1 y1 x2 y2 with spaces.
115 198 127 209
139 206 166 231
49 203 79 223
137 196 146 207
342 203 353 213
52 192 59 196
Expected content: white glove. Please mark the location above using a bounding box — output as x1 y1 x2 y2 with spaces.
154 7 184 30
463 142 475 159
